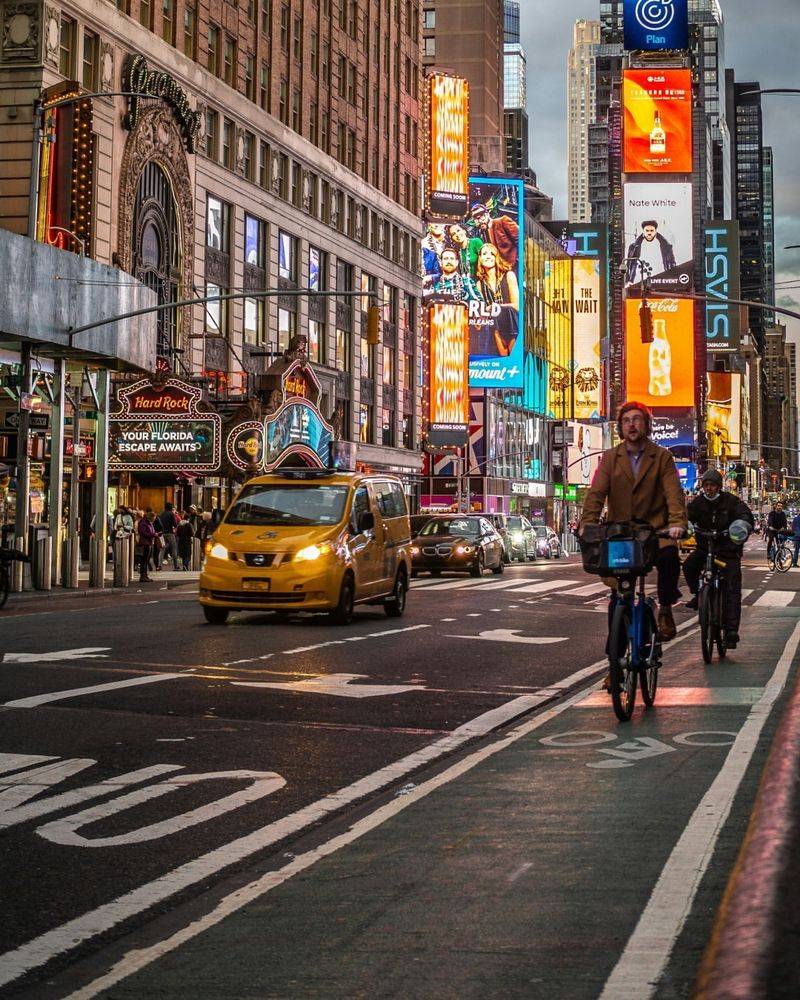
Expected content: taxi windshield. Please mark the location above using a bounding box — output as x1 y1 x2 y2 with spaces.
420 518 480 537
225 484 349 526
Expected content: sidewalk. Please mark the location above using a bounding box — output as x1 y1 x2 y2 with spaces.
75 604 800 999
8 568 199 602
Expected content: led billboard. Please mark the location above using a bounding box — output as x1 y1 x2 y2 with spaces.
625 298 695 409
707 372 742 460
545 258 572 418
572 258 602 419
704 222 742 352
623 69 692 173
623 0 688 51
426 74 470 220
428 302 469 449
651 414 696 451
421 177 524 388
624 182 693 295
567 422 604 486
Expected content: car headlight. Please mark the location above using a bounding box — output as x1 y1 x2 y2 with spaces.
512 532 524 542
411 546 420 555
209 542 228 560
295 542 332 562
456 545 473 555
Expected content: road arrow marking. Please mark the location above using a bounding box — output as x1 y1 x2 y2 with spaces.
446 629 567 645
1 648 110 664
231 672 423 699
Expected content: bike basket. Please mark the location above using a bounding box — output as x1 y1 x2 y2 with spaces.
579 524 657 576
599 538 646 575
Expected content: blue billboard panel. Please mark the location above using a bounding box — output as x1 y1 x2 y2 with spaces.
422 177 524 388
623 0 688 51
704 222 741 352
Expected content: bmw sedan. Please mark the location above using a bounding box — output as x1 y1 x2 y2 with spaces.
411 515 505 577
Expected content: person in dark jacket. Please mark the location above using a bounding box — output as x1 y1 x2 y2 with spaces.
137 509 157 582
765 501 788 559
683 469 754 648
176 513 195 571
791 510 800 567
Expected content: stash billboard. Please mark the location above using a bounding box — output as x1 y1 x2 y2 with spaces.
427 302 469 449
422 176 524 388
704 222 742 352
625 298 695 409
623 69 692 173
623 0 688 51
624 182 693 295
426 74 470 220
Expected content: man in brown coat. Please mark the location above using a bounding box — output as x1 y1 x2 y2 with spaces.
580 401 688 641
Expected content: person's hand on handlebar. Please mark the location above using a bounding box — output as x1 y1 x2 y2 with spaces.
666 526 685 540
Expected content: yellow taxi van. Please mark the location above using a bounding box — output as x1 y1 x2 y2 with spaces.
198 469 412 625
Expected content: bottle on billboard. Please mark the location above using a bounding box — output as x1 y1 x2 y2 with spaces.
648 319 672 396
649 110 666 154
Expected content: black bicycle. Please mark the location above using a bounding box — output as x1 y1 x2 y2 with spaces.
0 547 29 610
693 529 729 663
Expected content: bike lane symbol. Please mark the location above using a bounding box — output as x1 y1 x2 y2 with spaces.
539 730 737 768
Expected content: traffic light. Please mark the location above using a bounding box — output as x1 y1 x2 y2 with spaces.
367 305 381 345
639 300 654 343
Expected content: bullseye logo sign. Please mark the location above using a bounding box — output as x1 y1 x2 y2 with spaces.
623 0 688 51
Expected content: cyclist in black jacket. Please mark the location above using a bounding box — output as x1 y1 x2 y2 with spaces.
683 468 754 648
765 501 788 559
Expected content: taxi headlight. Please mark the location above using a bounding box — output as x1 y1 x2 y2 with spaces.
411 546 420 555
295 542 332 562
209 542 228 560
512 531 524 542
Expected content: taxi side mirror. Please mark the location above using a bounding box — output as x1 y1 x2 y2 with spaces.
358 511 375 532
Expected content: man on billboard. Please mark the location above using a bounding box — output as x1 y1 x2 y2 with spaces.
625 220 676 285
469 202 519 269
430 248 479 300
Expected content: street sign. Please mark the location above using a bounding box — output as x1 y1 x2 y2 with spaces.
4 412 49 431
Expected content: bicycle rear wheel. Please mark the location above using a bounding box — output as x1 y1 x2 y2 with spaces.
639 600 660 706
609 601 637 722
714 587 727 659
699 586 714 664
776 545 792 573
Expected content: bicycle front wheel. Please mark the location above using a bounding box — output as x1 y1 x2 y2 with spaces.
776 545 793 573
699 586 714 664
640 600 660 707
609 602 637 722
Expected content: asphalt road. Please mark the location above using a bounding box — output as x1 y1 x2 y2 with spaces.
1 543 799 997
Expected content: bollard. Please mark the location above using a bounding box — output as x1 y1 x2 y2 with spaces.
11 535 26 592
89 537 106 589
113 536 131 588
35 536 52 590
61 535 80 588
191 536 202 571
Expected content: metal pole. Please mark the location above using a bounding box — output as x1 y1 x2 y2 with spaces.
561 385 568 555
90 370 110 588
26 101 42 240
48 359 65 586
12 344 32 591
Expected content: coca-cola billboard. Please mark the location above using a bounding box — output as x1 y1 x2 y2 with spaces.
624 298 695 409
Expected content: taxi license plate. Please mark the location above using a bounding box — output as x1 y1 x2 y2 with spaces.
242 578 270 591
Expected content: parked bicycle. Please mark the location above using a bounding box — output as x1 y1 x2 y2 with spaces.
0 547 30 610
767 532 792 573
579 521 667 722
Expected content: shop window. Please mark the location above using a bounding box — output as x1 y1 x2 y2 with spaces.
205 282 227 334
359 404 373 444
335 328 350 372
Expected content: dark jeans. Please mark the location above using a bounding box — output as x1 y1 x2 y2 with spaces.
683 548 742 632
138 543 152 581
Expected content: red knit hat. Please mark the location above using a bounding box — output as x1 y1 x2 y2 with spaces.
617 400 652 436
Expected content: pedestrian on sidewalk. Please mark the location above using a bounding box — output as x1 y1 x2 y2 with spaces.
791 509 800 567
176 512 194 571
137 509 156 582
159 502 180 570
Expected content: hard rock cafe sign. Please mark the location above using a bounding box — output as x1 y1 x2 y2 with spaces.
122 54 202 153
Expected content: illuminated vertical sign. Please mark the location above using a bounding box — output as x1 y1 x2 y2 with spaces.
426 74 469 220
623 0 688 51
572 259 602 419
623 182 694 295
625 298 695 409
623 69 692 173
427 302 469 448
704 222 741 352
707 372 742 460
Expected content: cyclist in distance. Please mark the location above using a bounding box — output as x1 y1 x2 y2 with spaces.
765 500 788 560
580 401 687 645
682 468 754 649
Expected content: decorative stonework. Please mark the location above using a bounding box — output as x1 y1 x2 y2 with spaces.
1 1 39 62
302 172 311 211
42 3 58 66
100 41 114 92
270 155 280 194
354 205 363 241
117 106 194 356
235 127 246 175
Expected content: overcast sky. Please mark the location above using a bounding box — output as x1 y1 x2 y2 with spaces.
520 0 800 339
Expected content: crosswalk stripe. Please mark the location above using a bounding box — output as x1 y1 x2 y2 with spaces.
503 579 574 595
470 578 543 590
421 576 501 591
568 581 610 597
753 590 795 607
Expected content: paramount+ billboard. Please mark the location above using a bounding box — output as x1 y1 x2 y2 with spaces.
623 69 692 174
427 302 469 449
704 221 742 352
623 0 688 51
426 74 469 220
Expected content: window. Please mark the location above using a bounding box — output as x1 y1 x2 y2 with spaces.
360 333 374 378
309 101 318 146
208 24 220 76
308 319 325 363
278 308 296 351
242 132 254 181
278 231 297 281
183 4 196 59
223 35 236 86
280 4 289 49
245 53 255 101
310 31 318 74
292 88 301 131
359 404 373 444
244 298 264 345
205 109 218 160
261 0 270 34
82 30 98 90
321 41 330 85
424 36 435 57
259 141 270 188
206 196 229 251
260 62 269 110
161 0 175 44
401 352 412 391
139 0 153 30
423 8 435 29
306 172 318 215
320 110 329 152
291 163 301 206
222 119 234 169
293 15 302 60
279 78 288 124
309 246 326 292
384 344 396 383
277 153 288 198
59 16 75 77
205 282 227 334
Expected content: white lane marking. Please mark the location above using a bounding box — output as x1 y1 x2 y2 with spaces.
221 653 273 667
466 613 482 617
231 673 423 699
1 661 610 993
282 624 430 656
569 582 610 597
753 590 794 607
578 687 764 708
508 862 533 884
3 673 185 709
500 579 574 595
447 628 567 646
440 618 456 622
599 618 800 1000
1 648 110 664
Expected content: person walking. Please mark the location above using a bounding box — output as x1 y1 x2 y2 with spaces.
159 502 180 570
176 513 195 571
137 509 156 582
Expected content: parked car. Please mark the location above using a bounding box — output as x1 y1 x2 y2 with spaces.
505 515 538 562
485 512 513 563
533 525 562 559
411 515 505 577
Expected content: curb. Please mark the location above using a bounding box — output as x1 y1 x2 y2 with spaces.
5 578 198 603
694 658 800 998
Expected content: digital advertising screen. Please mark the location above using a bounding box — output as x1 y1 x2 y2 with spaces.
623 0 689 51
623 182 693 295
623 69 692 173
428 302 469 449
651 414 696 451
545 257 572 418
426 74 470 220
625 298 695 409
567 422 604 486
422 176 524 388
704 222 742 352
572 258 602 419
707 372 742 460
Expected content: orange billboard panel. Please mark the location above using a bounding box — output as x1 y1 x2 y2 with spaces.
428 302 469 447
426 74 469 219
625 299 695 409
623 69 692 174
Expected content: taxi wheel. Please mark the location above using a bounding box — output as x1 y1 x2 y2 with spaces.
384 571 407 618
330 574 355 626
203 606 229 625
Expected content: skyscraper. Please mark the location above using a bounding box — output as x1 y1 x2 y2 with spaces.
503 1 529 172
763 146 775 325
567 19 601 221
